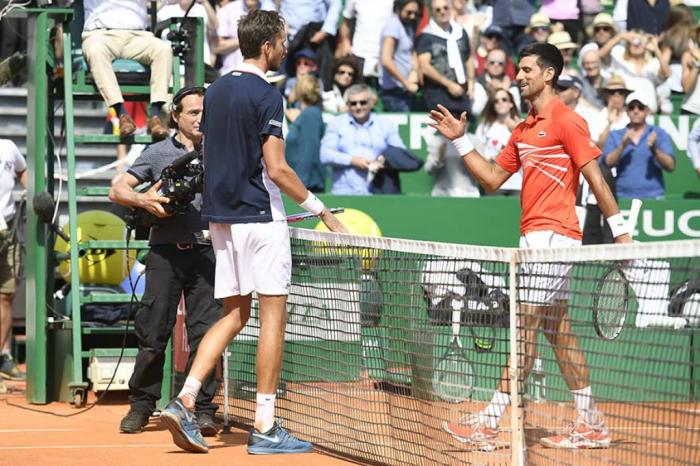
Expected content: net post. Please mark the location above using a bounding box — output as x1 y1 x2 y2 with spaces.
509 252 525 466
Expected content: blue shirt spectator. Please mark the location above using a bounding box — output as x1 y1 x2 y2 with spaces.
321 84 406 194
603 92 675 200
280 0 343 40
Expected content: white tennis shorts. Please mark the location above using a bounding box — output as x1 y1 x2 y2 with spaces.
209 221 292 298
519 230 580 306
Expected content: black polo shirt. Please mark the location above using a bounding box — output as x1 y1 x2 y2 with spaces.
201 67 286 224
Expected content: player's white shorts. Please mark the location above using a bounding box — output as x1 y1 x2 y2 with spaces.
519 230 580 306
209 221 292 298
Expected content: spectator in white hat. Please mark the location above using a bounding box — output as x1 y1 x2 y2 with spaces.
602 91 675 200
593 74 632 148
548 29 579 77
515 12 551 55
579 13 621 79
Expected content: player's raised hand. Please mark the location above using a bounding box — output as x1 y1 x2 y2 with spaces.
429 105 467 141
319 209 349 233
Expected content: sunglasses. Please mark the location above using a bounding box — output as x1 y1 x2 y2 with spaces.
348 99 369 107
627 102 647 111
404 9 418 16
296 58 317 68
434 6 449 12
532 26 549 33
607 89 628 96
488 60 505 66
594 26 613 32
336 70 355 77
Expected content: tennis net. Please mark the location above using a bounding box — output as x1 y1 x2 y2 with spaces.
216 228 700 466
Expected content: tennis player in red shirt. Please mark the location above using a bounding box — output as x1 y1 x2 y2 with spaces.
430 42 633 451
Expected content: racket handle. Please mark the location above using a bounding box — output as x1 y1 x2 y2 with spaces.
627 199 642 239
451 309 461 337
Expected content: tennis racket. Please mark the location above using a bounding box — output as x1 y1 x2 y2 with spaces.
592 198 642 340
285 207 344 223
433 303 475 403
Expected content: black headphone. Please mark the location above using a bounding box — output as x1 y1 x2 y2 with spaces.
171 85 206 112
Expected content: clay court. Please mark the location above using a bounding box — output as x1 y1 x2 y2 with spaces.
0 377 353 466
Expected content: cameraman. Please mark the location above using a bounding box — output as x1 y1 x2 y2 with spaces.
109 86 220 436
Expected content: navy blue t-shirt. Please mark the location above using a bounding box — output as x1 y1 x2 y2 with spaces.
201 70 286 224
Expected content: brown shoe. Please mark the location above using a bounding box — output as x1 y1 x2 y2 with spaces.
147 115 169 140
118 113 136 137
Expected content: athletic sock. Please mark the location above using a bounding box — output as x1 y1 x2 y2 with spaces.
255 393 276 433
177 376 202 410
479 391 510 430
111 103 126 116
572 386 598 424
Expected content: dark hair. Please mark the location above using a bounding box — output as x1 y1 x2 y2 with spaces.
519 42 563 85
394 0 422 17
332 55 361 88
238 9 285 59
481 88 519 126
169 85 205 128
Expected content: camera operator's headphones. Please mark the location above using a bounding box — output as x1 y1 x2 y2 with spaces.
171 85 206 113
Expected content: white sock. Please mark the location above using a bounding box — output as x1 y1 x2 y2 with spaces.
480 391 511 430
177 376 202 409
255 393 276 433
571 386 597 424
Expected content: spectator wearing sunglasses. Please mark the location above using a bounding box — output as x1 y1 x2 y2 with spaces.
515 12 551 55
472 47 522 117
417 0 475 122
320 84 406 194
579 13 621 80
474 25 517 79
322 56 361 113
602 91 674 200
593 75 631 148
285 49 320 104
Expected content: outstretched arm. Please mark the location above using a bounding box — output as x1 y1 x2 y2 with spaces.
428 104 512 192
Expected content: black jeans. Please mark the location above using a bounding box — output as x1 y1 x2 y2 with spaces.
128 244 220 416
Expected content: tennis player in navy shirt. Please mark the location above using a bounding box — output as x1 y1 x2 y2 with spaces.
161 9 346 455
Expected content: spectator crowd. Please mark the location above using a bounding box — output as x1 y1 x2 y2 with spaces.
2 0 700 200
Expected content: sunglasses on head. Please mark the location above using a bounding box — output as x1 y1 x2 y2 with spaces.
627 101 647 111
349 99 369 107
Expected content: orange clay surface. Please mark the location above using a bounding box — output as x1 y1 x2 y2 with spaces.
0 378 354 466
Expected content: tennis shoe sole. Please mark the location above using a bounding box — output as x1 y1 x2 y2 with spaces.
160 410 208 453
247 446 313 455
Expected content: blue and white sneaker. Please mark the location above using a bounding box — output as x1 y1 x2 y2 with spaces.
247 422 313 454
160 398 208 453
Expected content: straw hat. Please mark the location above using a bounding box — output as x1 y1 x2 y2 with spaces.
526 12 551 33
592 13 615 29
548 31 578 50
602 75 632 94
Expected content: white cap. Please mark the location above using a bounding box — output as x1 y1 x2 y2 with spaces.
625 91 654 109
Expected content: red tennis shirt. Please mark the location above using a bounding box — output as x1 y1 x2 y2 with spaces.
495 97 601 240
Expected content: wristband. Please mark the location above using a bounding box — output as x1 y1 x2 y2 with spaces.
606 213 628 238
299 192 325 216
452 134 475 156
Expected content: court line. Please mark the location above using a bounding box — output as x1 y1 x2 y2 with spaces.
0 429 81 433
0 444 175 450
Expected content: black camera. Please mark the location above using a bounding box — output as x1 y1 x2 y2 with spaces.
125 149 203 228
